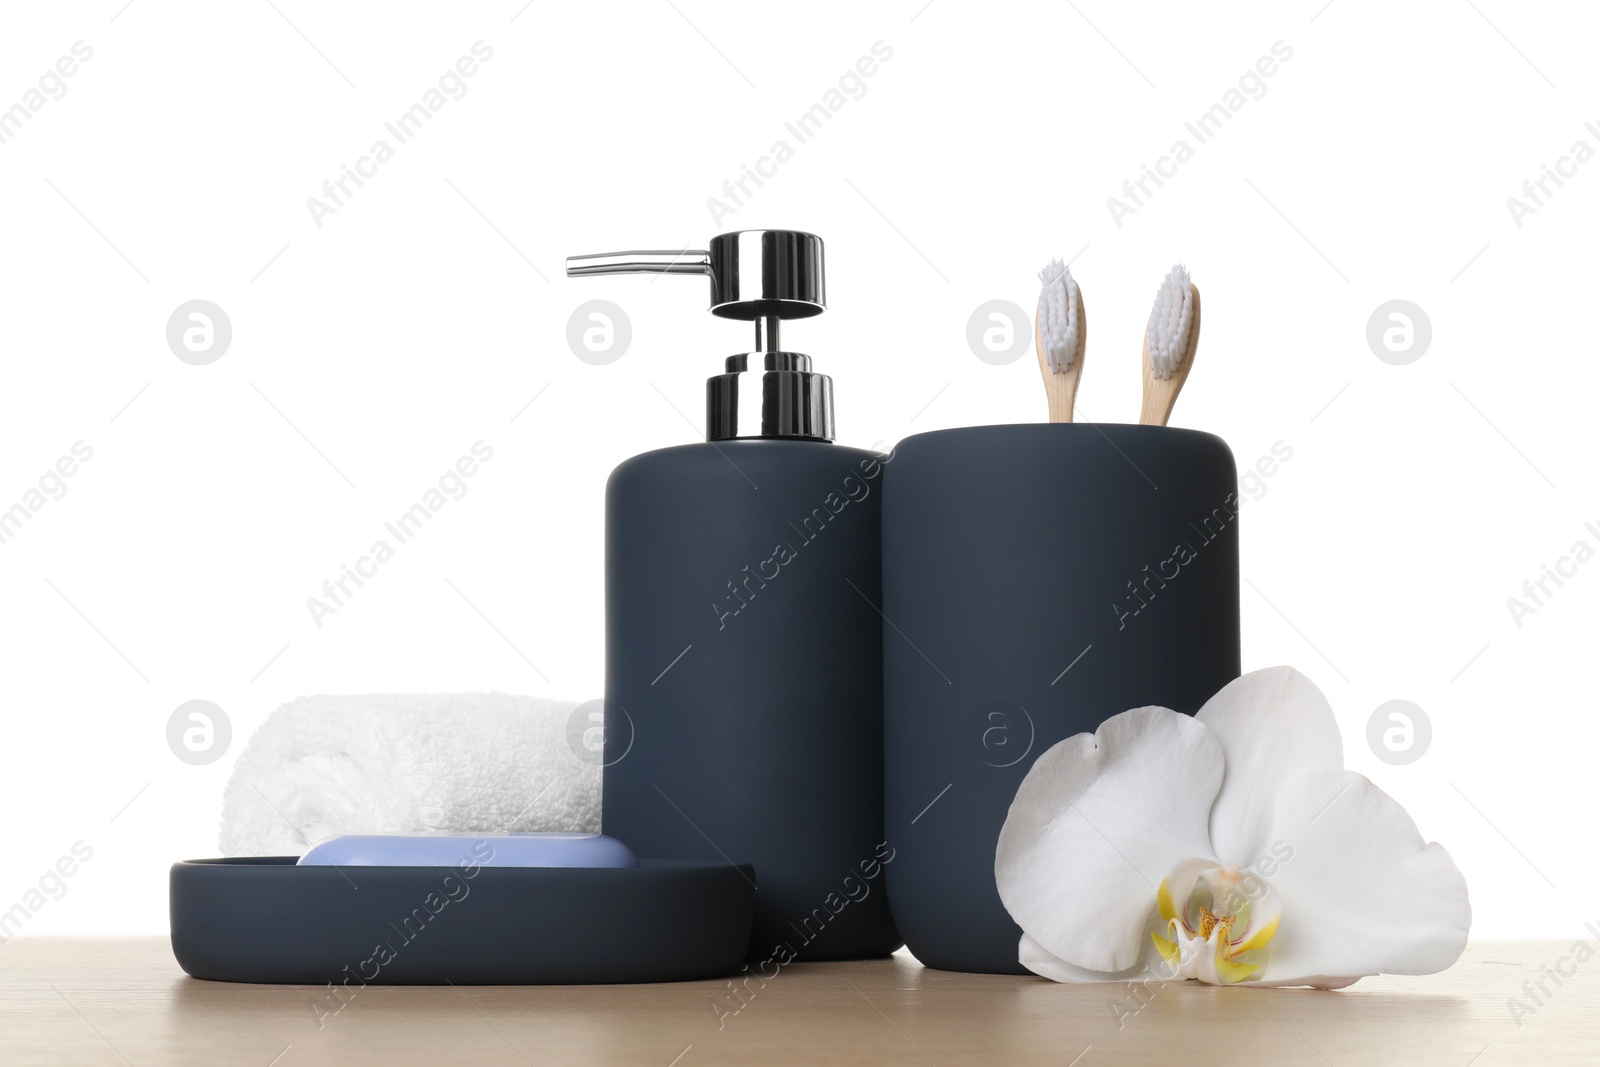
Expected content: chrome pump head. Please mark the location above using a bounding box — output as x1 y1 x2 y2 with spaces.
565 230 833 442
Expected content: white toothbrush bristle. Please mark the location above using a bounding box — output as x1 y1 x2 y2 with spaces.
1037 258 1079 374
1147 264 1193 381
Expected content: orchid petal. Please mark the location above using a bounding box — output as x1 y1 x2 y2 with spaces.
1020 932 1170 984
1196 667 1343 866
995 706 1223 972
1253 768 1471 984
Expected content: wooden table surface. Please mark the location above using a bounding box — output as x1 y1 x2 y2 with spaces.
1 938 1593 1065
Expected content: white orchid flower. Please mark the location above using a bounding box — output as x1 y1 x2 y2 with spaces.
994 667 1469 988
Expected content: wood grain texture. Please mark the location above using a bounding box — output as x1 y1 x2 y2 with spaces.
0 938 1594 1065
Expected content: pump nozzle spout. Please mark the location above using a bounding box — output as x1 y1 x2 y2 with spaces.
564 250 712 278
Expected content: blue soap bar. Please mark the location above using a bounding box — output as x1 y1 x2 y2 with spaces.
297 832 639 869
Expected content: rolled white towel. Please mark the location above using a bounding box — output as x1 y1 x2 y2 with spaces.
219 692 602 856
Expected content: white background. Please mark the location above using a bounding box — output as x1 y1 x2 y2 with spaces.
0 0 1593 940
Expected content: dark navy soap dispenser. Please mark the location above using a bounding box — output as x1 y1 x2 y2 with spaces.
568 230 902 962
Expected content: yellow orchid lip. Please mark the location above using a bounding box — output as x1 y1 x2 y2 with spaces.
1152 860 1281 985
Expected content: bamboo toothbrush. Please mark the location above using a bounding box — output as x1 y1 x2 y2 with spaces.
1139 264 1201 426
1035 258 1086 423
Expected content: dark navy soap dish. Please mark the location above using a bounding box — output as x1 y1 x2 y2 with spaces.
170 857 755 984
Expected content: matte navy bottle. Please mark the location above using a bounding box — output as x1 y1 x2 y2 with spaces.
569 230 902 962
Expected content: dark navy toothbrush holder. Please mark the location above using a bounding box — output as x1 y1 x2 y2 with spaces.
880 423 1242 974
